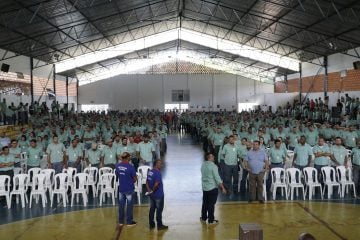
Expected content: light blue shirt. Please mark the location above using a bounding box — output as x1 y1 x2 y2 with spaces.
245 149 268 174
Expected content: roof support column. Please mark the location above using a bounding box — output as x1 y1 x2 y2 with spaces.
323 56 328 98
299 62 302 103
30 57 34 104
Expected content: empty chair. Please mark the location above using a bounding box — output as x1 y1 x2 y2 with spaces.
29 174 48 208
71 173 89 207
336 166 356 198
270 168 288 200
263 171 267 202
51 173 69 207
137 166 151 185
99 173 116 206
62 167 77 191
10 174 28 208
84 167 98 197
286 168 305 200
303 167 323 200
97 167 113 193
40 169 56 196
27 167 42 188
0 175 11 209
134 172 142 205
321 167 341 199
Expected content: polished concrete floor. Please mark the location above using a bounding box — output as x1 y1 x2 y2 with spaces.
0 133 359 240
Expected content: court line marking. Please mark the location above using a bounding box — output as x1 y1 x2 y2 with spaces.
295 202 348 240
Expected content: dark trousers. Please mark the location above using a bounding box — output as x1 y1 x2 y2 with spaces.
249 172 265 201
223 164 239 193
201 188 218 222
240 168 249 193
149 196 164 227
214 145 220 164
202 136 208 152
314 164 327 184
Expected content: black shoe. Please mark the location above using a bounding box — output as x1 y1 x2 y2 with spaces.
208 220 219 225
259 200 265 204
127 221 137 227
157 225 169 230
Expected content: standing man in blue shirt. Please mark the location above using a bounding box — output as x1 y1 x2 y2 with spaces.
200 152 226 225
115 152 137 227
244 140 269 203
146 159 168 230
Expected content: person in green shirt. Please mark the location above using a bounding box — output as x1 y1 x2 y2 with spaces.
65 139 83 172
211 127 225 164
137 135 155 166
85 143 102 168
221 135 242 194
351 141 360 193
26 139 43 169
9 139 21 168
330 137 348 167
0 146 15 178
200 152 226 225
46 135 66 174
101 138 117 169
343 127 358 149
313 137 331 183
266 139 286 190
306 125 318 146
287 126 300 150
293 136 313 170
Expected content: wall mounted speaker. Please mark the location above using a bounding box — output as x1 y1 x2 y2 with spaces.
1 63 10 72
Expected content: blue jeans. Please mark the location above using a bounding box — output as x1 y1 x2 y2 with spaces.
149 196 164 227
118 191 134 224
52 162 63 174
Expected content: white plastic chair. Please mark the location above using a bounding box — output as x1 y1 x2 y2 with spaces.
336 166 356 198
40 169 56 196
84 167 98 197
10 174 28 208
0 175 11 209
321 167 341 199
137 166 151 185
99 173 116 206
97 167 113 194
286 168 305 200
303 167 323 200
71 173 89 207
62 167 77 192
51 173 69 207
29 174 48 208
270 168 288 200
134 172 142 205
263 171 267 201
27 167 42 188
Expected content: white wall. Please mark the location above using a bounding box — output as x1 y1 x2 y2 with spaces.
79 73 275 111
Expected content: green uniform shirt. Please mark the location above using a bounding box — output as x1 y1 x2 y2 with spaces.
27 146 43 167
313 145 331 166
102 145 117 165
0 154 15 171
9 147 21 163
352 148 360 166
66 145 83 162
343 132 358 148
137 141 155 163
212 133 225 146
294 143 312 166
269 147 286 164
287 132 300 147
86 149 102 165
201 161 222 191
222 143 241 165
306 131 318 146
330 145 347 166
46 143 65 163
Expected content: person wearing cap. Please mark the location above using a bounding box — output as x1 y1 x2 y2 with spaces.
101 138 117 169
46 135 66 173
66 139 83 172
85 143 102 168
115 152 137 227
137 134 155 165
